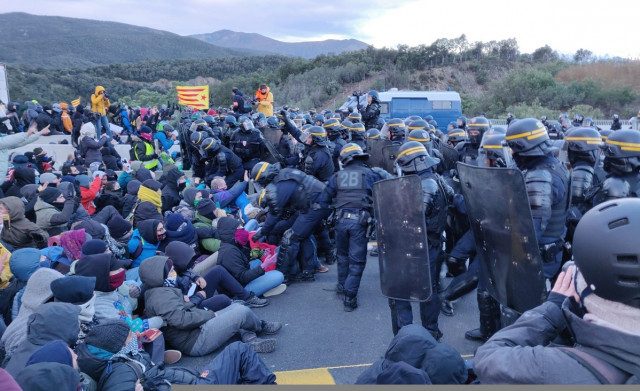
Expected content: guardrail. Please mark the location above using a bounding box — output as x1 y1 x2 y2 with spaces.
489 119 631 127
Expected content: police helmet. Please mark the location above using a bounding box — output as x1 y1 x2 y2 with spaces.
457 116 467 128
408 129 433 152
251 161 280 186
309 107 317 115
200 137 221 153
308 126 328 146
573 198 640 309
313 114 325 125
447 121 457 131
479 133 508 165
211 126 222 139
599 129 612 142
446 129 467 144
404 115 422 126
541 115 548 121
293 114 305 128
224 115 237 126
348 112 361 123
239 116 255 132
193 118 207 128
191 111 203 121
267 116 280 129
341 119 354 131
203 115 217 127
323 118 342 138
564 127 602 166
349 122 366 136
395 141 440 174
303 113 313 125
339 143 369 165
190 131 206 146
573 113 584 126
366 128 381 139
612 114 620 121
424 115 434 122
467 116 491 146
505 118 552 157
367 90 379 102
254 112 267 128
583 117 595 127
407 119 428 131
387 118 406 138
602 129 640 174
428 119 438 129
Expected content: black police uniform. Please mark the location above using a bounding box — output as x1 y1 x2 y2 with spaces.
203 145 244 187
230 128 266 172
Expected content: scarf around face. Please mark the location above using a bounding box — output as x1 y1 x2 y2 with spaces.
137 185 162 213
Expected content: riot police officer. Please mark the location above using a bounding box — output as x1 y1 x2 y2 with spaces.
505 118 570 279
324 144 392 311
348 111 362 124
300 126 335 182
392 141 453 340
324 118 346 171
222 115 237 146
200 137 244 186
456 116 490 165
386 118 406 145
446 128 467 148
189 131 208 180
229 115 266 172
592 129 640 203
359 90 381 130
251 163 332 282
610 114 622 130
348 122 367 150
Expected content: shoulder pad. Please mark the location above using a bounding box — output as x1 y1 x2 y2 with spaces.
525 168 552 184
371 166 394 180
603 177 630 199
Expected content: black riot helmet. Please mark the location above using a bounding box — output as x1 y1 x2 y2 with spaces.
308 126 328 146
505 118 552 158
203 115 217 127
612 114 620 121
293 114 305 128
367 90 379 102
573 198 640 309
303 113 313 125
564 127 602 166
424 115 434 122
253 112 267 128
313 114 325 126
407 119 428 131
396 141 440 174
266 116 280 129
366 128 381 139
238 115 255 132
479 133 510 167
599 129 612 142
211 126 222 139
457 116 467 129
309 107 317 115
251 161 280 186
200 137 221 154
323 118 342 139
341 119 353 133
572 113 584 127
446 129 467 146
447 121 457 132
387 118 406 139
408 129 433 153
339 143 369 166
190 131 207 146
466 116 491 146
602 129 640 175
348 111 362 123
428 119 438 130
349 122 366 139
224 115 237 128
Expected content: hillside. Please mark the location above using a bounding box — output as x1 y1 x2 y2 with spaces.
190 29 369 59
0 13 254 68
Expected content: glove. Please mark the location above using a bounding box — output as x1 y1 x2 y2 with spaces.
92 170 106 179
152 153 159 159
261 253 277 270
147 316 164 330
128 284 141 299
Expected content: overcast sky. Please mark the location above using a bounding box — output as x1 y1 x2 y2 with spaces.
5 0 639 58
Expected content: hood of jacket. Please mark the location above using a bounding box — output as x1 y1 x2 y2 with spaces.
182 187 199 207
135 167 152 182
1 196 26 221
20 184 39 200
165 167 184 190
126 179 141 196
217 216 241 244
9 248 42 282
74 253 112 292
18 268 64 316
94 86 105 96
15 362 80 391
137 219 161 244
13 167 36 188
139 255 169 288
26 302 80 347
163 241 195 273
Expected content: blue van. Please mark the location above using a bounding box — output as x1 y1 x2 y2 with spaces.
340 89 462 133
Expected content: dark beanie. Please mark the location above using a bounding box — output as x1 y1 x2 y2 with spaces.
82 239 108 255
164 212 185 231
196 198 216 220
164 241 195 272
51 276 96 305
33 147 44 156
85 319 130 354
107 215 132 239
126 179 141 195
142 179 162 192
139 125 152 134
26 340 73 367
39 187 62 205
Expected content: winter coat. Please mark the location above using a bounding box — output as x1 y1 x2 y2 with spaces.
132 201 162 228
139 256 215 353
4 167 37 198
101 147 122 171
4 302 80 376
158 213 199 254
254 86 274 117
474 297 640 384
217 217 264 286
80 176 103 215
9 248 43 321
81 136 108 165
192 213 221 254
128 219 161 268
34 198 75 235
0 197 49 250
161 168 184 214
0 132 41 179
91 86 110 116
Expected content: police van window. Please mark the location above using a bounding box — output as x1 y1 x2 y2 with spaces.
379 103 389 114
393 98 429 116
432 100 452 110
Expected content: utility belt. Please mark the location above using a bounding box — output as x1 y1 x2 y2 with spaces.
539 240 564 263
336 209 372 227
427 233 443 249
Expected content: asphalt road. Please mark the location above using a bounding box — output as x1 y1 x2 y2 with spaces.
173 253 482 384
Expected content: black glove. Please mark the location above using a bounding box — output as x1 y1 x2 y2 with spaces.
152 153 159 159
279 109 287 118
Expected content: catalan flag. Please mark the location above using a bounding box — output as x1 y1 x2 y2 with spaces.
176 85 209 110
71 97 81 107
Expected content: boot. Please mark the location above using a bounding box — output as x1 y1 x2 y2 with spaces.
446 256 467 277
344 296 358 312
465 290 501 342
439 271 479 316
324 249 336 265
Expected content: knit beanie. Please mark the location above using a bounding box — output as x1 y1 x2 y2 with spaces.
81 239 108 255
126 179 141 195
164 212 186 231
84 319 131 354
40 173 58 184
106 215 132 240
39 187 62 205
26 340 73 367
51 276 96 305
196 198 216 220
142 179 162 192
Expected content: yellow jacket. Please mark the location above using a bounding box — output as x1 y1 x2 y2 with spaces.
91 86 110 116
254 86 274 117
0 243 12 289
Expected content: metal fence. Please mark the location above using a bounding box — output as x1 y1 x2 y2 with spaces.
489 119 631 128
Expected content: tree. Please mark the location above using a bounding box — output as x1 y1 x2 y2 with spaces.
532 45 559 63
573 49 595 63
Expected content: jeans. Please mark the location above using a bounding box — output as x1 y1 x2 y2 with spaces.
199 341 276 384
244 260 284 296
189 303 262 357
244 219 259 232
200 265 250 305
335 218 367 298
95 115 112 139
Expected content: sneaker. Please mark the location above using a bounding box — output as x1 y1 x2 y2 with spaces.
244 294 269 308
163 350 182 365
261 320 283 335
315 265 329 273
290 271 315 282
263 283 287 297
247 337 277 353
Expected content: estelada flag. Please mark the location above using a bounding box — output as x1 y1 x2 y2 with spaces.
176 85 209 110
71 97 81 107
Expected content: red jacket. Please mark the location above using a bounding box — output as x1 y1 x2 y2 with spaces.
80 176 102 215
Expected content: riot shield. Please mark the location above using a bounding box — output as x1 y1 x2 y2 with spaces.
373 175 432 302
457 163 546 313
366 138 392 169
437 142 459 172
259 128 285 164
381 144 401 175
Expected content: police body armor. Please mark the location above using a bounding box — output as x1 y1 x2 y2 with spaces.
420 173 453 243
230 129 262 162
524 161 570 239
302 146 334 181
455 142 480 166
334 165 373 212
269 168 326 213
331 138 346 171
570 163 595 204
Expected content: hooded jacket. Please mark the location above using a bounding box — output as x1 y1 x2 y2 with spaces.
474 298 640 384
34 197 75 235
81 133 109 164
132 200 163 228
15 362 81 391
9 248 43 320
161 168 185 214
91 86 109 116
79 176 103 216
139 256 215 353
0 132 41 180
5 167 36 198
121 180 141 218
128 219 161 267
0 196 49 249
4 302 80 376
254 86 274 117
158 213 198 254
217 217 264 286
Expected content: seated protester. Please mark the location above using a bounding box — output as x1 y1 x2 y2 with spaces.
0 243 11 291
32 147 54 174
8 248 44 322
161 167 186 214
19 183 39 223
0 196 50 250
217 217 284 297
128 219 165 270
164 242 267 311
34 186 76 236
4 302 79 376
154 122 177 154
139 255 282 355
193 199 222 254
116 162 133 191
131 126 159 171
173 187 200 220
355 324 467 385
77 320 276 388
133 164 154 183
95 181 123 215
4 166 36 198
79 122 110 166
39 172 61 188
121 179 141 218
50 275 98 344
132 179 163 227
14 340 81 391
74 241 162 334
159 212 199 254
100 146 122 171
75 173 103 216
106 214 134 259
210 177 260 225
0 268 63 363
60 163 81 183
473 199 640 384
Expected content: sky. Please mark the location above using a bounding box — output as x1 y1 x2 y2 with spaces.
4 0 639 59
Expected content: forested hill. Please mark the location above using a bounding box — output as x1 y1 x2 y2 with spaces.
0 12 254 68
190 29 369 58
